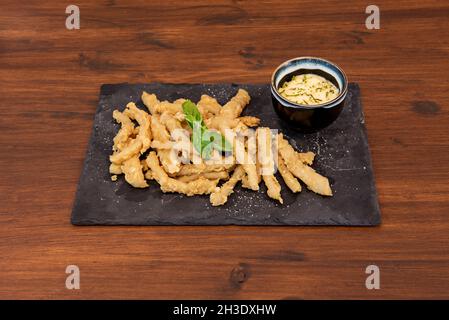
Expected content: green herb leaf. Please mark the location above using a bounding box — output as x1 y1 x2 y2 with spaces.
182 100 203 129
202 130 221 144
202 130 233 153
201 142 214 160
182 100 233 159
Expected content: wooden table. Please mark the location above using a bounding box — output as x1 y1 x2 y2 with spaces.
1 0 448 299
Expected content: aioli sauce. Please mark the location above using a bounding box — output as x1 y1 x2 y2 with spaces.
278 74 339 105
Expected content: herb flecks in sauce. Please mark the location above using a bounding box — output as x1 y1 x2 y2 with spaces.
278 74 339 106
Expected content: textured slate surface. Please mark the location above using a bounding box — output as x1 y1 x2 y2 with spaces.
71 83 381 226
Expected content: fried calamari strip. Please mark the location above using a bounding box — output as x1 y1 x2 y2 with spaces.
257 127 283 203
150 114 170 142
156 100 184 115
121 156 148 188
228 128 259 191
150 115 181 174
110 139 142 165
243 128 260 190
276 137 315 165
241 160 261 189
257 128 275 175
123 102 152 153
242 131 261 190
210 165 245 206
175 163 235 177
278 156 301 193
298 151 315 165
206 89 251 133
160 112 200 164
146 152 218 196
177 171 229 183
151 140 173 149
141 91 159 114
240 158 258 190
160 111 182 133
110 102 152 165
206 117 240 133
197 94 221 119
239 116 260 127
278 134 332 196
112 110 134 152
142 92 185 116
221 89 251 119
263 175 283 204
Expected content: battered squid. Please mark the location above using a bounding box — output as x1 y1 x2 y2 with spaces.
109 138 142 165
110 102 151 165
160 111 199 164
241 161 262 189
123 102 152 154
146 152 218 196
230 127 259 191
150 114 181 174
175 163 235 177
112 110 134 152
121 155 148 188
210 165 245 206
141 91 159 114
221 89 251 119
278 156 301 193
278 134 332 196
206 89 251 133
239 116 260 127
257 127 283 204
241 130 261 189
110 109 140 166
142 91 185 117
298 151 315 165
197 94 222 119
177 171 229 183
155 100 185 116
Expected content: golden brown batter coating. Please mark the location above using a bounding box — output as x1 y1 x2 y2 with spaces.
257 127 283 203
278 134 332 196
146 152 218 196
121 156 148 188
278 156 301 193
112 110 134 152
210 165 245 206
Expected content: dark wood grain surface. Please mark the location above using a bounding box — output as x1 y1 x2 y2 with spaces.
1 0 448 299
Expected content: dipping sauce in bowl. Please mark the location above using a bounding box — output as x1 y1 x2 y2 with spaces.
278 74 339 106
271 57 348 133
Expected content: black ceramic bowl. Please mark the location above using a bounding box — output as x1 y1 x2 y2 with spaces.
271 57 348 133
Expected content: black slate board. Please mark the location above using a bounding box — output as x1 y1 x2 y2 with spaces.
71 83 381 226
